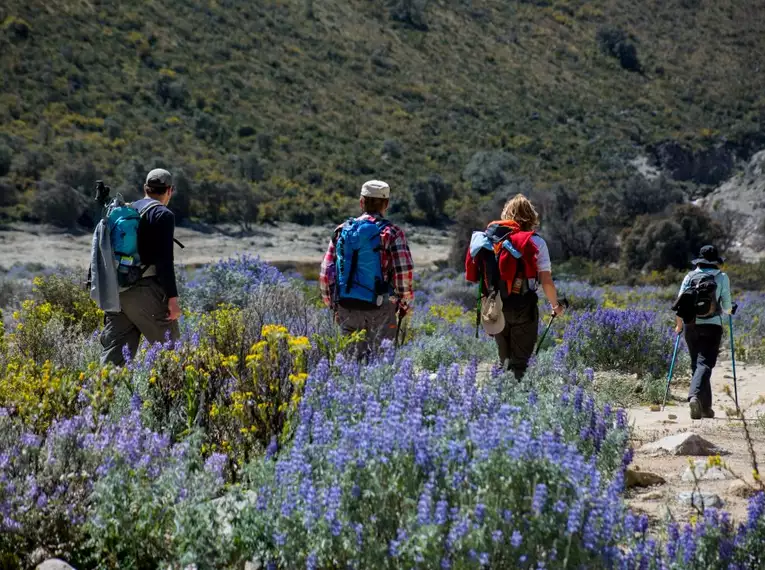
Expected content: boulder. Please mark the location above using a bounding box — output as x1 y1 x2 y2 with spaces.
678 491 723 509
640 433 727 456
626 468 666 488
681 460 733 482
36 561 75 570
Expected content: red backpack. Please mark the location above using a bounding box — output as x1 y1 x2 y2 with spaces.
465 220 539 297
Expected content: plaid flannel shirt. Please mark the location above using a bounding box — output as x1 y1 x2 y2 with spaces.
320 214 414 311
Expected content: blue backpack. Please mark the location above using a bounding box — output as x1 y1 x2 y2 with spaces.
106 197 162 288
335 217 390 305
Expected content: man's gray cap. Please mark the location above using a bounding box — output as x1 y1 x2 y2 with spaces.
145 168 172 188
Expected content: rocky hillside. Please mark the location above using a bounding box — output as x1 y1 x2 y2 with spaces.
1 0 765 235
701 151 765 261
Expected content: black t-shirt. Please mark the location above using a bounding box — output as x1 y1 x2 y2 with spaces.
133 198 178 298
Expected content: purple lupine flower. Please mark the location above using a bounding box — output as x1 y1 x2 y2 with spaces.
122 343 132 365
203 453 228 484
474 502 486 524
435 500 449 525
266 436 279 459
129 392 142 412
511 530 522 548
20 433 41 448
532 483 547 515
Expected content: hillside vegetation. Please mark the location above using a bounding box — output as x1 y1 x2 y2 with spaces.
2 0 765 255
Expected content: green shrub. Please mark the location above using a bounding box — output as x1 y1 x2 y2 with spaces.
33 183 86 228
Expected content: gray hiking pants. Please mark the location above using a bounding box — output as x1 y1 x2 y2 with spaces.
685 323 722 411
100 278 180 367
336 303 398 359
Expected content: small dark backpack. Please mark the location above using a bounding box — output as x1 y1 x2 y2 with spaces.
674 271 720 322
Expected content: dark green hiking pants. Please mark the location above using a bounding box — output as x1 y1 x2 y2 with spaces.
493 293 539 380
100 278 180 367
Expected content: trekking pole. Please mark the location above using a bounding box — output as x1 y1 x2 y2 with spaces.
475 274 483 339
661 332 682 411
395 311 404 351
730 302 739 411
535 295 569 356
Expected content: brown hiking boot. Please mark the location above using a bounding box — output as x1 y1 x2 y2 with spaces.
702 407 715 419
689 397 702 420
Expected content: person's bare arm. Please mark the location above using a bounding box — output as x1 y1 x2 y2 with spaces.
538 271 564 316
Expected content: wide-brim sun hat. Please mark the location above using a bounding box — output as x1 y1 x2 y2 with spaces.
480 291 505 336
692 244 725 266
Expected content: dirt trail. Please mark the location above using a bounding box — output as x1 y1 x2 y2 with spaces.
627 359 765 524
0 223 451 272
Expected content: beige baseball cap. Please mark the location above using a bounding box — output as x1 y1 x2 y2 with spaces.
360 180 390 199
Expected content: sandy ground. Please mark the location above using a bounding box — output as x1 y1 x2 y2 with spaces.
0 222 451 272
627 358 765 525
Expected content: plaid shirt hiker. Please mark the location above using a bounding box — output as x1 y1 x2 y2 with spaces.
320 214 415 311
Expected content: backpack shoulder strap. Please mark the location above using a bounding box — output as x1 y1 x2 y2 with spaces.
138 199 164 217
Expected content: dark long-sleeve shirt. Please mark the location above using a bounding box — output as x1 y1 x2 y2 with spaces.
133 197 178 298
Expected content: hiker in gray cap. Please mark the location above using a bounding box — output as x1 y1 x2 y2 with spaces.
100 168 182 366
320 180 415 359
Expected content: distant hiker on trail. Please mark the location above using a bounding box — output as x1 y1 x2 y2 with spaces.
319 180 414 358
465 194 564 379
94 168 182 366
672 245 733 420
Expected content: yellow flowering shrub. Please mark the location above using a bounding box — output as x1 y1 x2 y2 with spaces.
197 304 246 358
235 325 311 449
9 300 60 362
311 328 366 364
141 321 312 466
31 273 103 333
0 359 113 432
7 273 103 363
429 303 466 324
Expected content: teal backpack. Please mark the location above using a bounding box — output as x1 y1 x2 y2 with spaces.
335 217 390 306
106 196 162 288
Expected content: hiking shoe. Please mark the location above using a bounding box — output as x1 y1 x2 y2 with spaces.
702 407 715 419
689 397 702 420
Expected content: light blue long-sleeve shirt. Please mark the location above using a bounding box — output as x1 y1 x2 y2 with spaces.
679 268 732 326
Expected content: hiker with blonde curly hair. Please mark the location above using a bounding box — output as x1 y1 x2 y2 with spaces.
465 194 564 379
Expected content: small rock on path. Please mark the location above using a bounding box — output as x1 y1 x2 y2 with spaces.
639 432 728 456
678 491 724 508
626 468 666 488
681 460 733 482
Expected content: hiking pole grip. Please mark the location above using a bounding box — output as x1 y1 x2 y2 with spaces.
95 180 110 207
